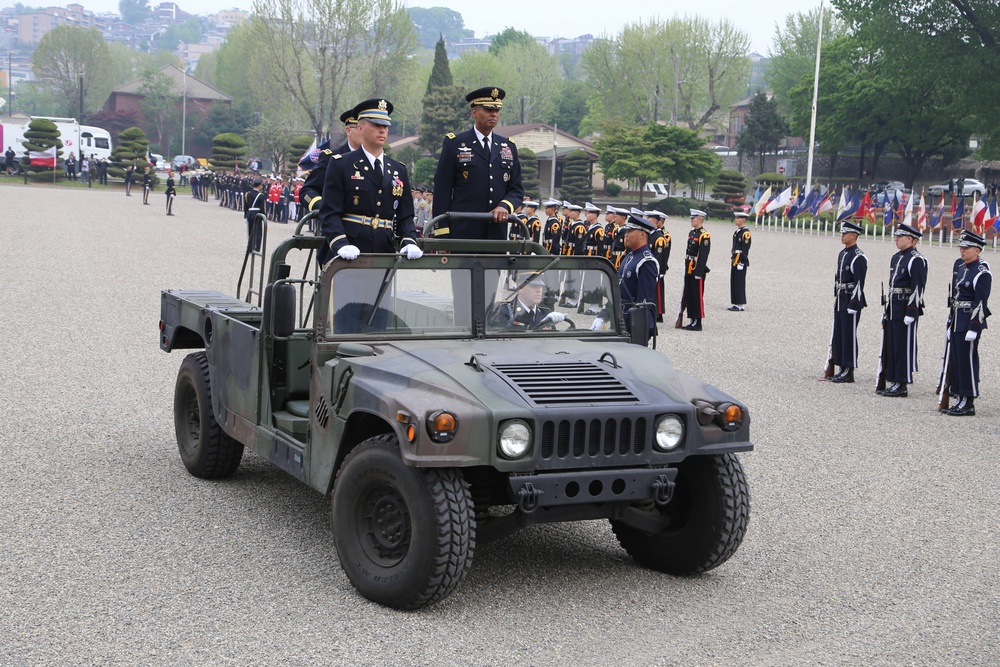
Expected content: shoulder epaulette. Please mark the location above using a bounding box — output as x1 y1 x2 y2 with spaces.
446 132 456 140
321 148 334 156
332 154 343 160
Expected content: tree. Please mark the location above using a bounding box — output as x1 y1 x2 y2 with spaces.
548 80 589 138
420 36 468 155
596 122 719 206
119 0 150 25
109 126 150 179
452 41 563 124
209 132 248 171
85 109 142 140
138 69 179 154
157 17 203 52
413 156 436 187
245 117 299 175
489 27 535 56
408 6 472 49
519 147 539 199
559 150 593 203
765 7 847 114
20 117 62 178
287 134 313 172
32 26 114 118
426 35 454 91
711 170 747 210
736 92 788 172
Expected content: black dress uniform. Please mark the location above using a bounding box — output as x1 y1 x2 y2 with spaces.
944 231 992 415
730 215 751 310
618 213 659 339
489 297 558 330
880 224 927 396
682 210 711 330
829 222 868 382
244 181 265 251
124 165 134 196
542 210 562 254
299 106 359 215
647 214 670 321
432 87 523 240
165 175 176 216
141 169 152 204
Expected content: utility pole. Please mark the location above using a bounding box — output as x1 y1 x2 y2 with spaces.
805 0 825 195
549 123 558 197
181 68 187 155
78 73 84 123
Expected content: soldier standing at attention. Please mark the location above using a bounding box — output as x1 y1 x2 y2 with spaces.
607 207 629 270
828 221 868 383
245 178 266 252
541 198 563 255
729 211 752 311
942 230 992 416
591 208 658 338
165 171 176 216
878 223 927 398
316 98 421 268
124 165 134 196
681 209 711 331
559 203 587 307
645 211 670 322
299 106 361 217
141 166 152 205
523 199 542 243
432 86 523 240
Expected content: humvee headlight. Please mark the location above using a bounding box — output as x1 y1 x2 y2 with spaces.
654 415 684 451
427 410 458 443
498 421 532 459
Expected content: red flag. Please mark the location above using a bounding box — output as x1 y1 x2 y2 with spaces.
28 145 57 167
855 190 872 222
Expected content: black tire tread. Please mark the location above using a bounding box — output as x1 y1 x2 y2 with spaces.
175 351 243 479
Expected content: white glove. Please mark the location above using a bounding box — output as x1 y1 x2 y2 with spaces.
589 317 605 331
337 244 361 261
904 316 914 326
965 330 977 342
847 308 857 315
399 244 423 260
946 328 951 340
736 264 744 271
539 312 566 325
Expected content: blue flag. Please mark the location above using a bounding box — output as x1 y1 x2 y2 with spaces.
953 194 966 229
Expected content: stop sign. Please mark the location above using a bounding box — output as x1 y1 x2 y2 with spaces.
778 166 785 174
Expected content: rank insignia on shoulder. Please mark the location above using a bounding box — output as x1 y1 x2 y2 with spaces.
446 132 456 139
321 148 334 156
332 154 343 160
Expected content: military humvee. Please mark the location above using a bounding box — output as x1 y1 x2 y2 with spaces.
159 213 752 609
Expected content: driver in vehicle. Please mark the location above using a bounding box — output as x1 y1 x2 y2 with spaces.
490 276 566 330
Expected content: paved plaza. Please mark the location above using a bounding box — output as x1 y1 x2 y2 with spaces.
0 183 996 665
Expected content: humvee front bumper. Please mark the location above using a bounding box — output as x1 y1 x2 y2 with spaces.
508 467 678 513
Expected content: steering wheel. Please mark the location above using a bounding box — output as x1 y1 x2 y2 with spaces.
529 316 577 331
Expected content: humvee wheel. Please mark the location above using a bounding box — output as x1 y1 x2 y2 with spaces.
332 434 475 609
611 453 749 575
174 352 244 478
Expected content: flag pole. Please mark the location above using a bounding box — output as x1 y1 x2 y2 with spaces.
805 0 825 195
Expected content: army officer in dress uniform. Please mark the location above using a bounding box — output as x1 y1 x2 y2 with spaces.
828 220 868 384
729 211 751 311
489 276 566 331
299 105 361 216
680 209 711 331
432 86 523 240
316 98 421 268
878 223 927 398
942 230 992 416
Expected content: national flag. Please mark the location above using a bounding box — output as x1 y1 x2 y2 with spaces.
796 188 820 218
952 194 965 229
753 186 773 216
928 194 945 229
902 190 914 227
145 149 155 166
854 190 872 222
813 191 834 217
785 187 804 218
916 193 927 231
765 186 793 214
988 196 1000 233
883 192 897 226
837 190 860 222
836 187 851 219
971 196 988 232
28 144 57 167
752 184 761 206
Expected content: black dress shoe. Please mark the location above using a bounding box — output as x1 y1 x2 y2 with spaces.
728 305 745 311
830 369 854 383
881 383 908 397
945 397 975 416
682 322 702 331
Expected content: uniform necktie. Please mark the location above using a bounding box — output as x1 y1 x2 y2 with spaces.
483 137 490 154
374 157 383 181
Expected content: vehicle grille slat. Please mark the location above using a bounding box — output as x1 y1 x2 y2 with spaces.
491 361 640 406
539 417 648 463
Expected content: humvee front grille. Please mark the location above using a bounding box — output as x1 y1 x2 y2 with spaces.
491 362 640 406
540 417 648 461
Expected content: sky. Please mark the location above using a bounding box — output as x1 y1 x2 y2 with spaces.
3 0 830 55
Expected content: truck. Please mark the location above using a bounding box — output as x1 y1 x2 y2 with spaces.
0 116 114 172
158 213 753 609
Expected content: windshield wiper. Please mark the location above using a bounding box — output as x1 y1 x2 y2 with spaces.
367 255 403 327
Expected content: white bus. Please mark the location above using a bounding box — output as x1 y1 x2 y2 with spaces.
0 116 114 171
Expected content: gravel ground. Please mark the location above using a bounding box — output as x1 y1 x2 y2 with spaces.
1 182 997 666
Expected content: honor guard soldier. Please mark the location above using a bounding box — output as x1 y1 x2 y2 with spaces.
645 211 670 322
141 166 152 205
316 98 421 268
245 178 265 252
124 165 134 196
941 230 992 416
558 203 586 306
165 172 176 216
299 106 361 217
583 203 606 257
878 223 927 397
680 209 711 331
591 208 658 338
729 211 751 311
541 198 563 254
827 220 868 383
523 199 542 242
606 207 629 269
432 86 523 239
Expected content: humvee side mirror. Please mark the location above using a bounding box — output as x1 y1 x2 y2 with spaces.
628 305 653 347
263 263 295 337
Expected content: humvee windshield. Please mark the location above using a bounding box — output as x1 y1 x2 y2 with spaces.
324 266 616 338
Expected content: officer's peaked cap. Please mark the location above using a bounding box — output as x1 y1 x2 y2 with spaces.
543 197 561 208
690 208 707 218
959 229 986 248
893 223 922 239
584 202 601 213
340 106 359 125
355 98 393 126
840 221 863 235
467 86 506 108
624 207 656 233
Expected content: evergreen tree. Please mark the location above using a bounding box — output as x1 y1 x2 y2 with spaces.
711 170 747 211
419 36 468 155
287 135 313 173
20 117 63 179
209 132 248 171
519 147 539 200
558 150 593 203
109 126 150 180
736 92 789 173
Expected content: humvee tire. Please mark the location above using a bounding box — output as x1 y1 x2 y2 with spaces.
174 352 244 478
611 453 750 575
332 435 475 609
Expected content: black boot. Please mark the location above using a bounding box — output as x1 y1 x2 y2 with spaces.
683 320 702 331
882 382 908 397
830 368 854 383
946 396 976 416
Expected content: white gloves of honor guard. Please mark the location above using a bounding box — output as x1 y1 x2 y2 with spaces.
965 330 977 342
337 244 361 261
847 309 857 315
399 244 423 260
589 317 605 331
539 312 566 325
904 316 914 326
736 264 744 271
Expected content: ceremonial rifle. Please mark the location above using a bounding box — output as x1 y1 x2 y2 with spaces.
875 282 888 392
936 283 953 411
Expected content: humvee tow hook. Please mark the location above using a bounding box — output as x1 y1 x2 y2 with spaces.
517 482 542 513
653 475 676 506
